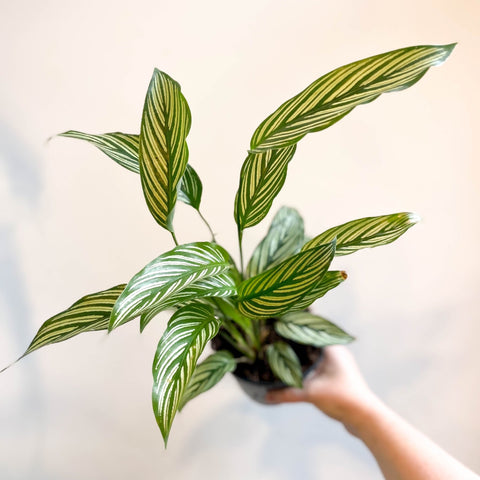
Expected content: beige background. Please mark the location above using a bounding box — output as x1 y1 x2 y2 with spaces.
1 1 479 478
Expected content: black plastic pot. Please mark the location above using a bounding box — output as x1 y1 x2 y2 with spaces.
232 348 324 405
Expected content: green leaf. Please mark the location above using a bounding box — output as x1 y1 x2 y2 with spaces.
212 297 254 337
109 242 235 330
58 131 140 173
275 311 354 347
234 145 296 233
266 341 303 388
291 270 347 311
250 44 455 152
238 240 336 319
177 164 203 210
139 272 237 332
152 303 220 445
179 350 236 411
24 284 126 356
246 206 304 278
59 131 203 211
139 69 192 232
302 212 419 255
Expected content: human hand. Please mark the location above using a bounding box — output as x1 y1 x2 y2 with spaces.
265 345 382 435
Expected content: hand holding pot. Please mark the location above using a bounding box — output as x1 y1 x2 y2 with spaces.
265 345 379 434
265 346 479 480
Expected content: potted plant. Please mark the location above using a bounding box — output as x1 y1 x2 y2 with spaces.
2 43 454 446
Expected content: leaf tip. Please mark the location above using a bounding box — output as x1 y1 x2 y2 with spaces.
443 42 457 54
407 212 421 225
340 271 348 280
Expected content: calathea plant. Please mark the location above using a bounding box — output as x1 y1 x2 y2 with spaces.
3 44 454 445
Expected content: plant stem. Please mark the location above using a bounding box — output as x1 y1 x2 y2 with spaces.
198 209 216 243
237 228 244 277
170 230 179 246
235 356 251 364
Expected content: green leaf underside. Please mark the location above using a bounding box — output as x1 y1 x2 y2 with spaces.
139 69 192 231
234 145 296 232
238 240 336 318
275 311 354 348
302 212 419 255
266 342 303 388
250 44 455 152
247 206 305 278
139 272 237 332
290 270 347 311
177 164 203 210
24 285 126 356
152 303 220 445
58 131 140 173
109 242 234 330
179 350 236 410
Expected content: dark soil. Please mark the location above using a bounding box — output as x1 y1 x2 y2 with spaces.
211 319 323 384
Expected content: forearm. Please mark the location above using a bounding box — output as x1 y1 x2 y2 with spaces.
349 398 479 480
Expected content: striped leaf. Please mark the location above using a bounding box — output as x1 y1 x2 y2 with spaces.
152 303 221 445
59 131 140 173
139 69 191 231
250 44 455 152
291 270 347 311
109 242 234 330
275 311 354 347
246 206 304 278
302 212 419 255
24 284 126 356
179 350 236 410
234 145 296 233
177 164 203 210
238 240 336 319
139 272 237 332
59 131 203 210
266 341 303 388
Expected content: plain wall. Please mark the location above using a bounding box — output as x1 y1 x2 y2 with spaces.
1 1 479 479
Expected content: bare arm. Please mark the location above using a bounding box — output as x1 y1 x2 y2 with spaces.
265 346 478 480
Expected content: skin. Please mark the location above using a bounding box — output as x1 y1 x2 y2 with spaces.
265 346 479 480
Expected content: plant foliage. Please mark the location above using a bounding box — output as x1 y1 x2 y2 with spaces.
4 44 454 444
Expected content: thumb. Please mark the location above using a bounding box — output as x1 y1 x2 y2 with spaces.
265 387 308 404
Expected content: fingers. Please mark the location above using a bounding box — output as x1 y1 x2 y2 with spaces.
265 387 309 404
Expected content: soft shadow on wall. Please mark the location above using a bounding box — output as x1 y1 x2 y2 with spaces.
0 120 49 480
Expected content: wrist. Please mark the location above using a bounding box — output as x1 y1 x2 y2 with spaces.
341 392 387 438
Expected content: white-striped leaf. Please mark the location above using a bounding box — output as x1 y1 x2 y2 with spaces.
177 164 203 210
179 350 236 411
24 284 126 356
234 145 296 233
302 212 419 255
109 242 234 330
238 240 336 319
275 311 354 347
291 270 347 311
246 206 304 278
59 131 140 173
139 69 191 231
139 272 237 332
59 131 203 210
266 341 303 388
250 44 455 152
152 303 221 445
